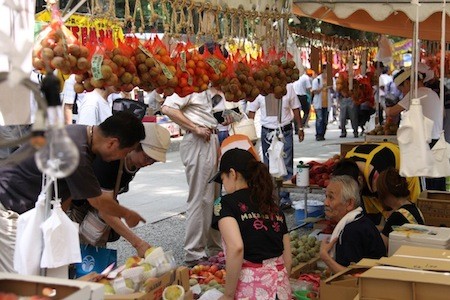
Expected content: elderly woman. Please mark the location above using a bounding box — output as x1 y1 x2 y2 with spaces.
320 175 386 274
377 168 425 249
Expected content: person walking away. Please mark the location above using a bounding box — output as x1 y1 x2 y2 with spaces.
378 65 393 125
293 68 312 132
247 83 304 209
338 90 359 138
311 64 330 141
211 148 292 300
61 74 86 124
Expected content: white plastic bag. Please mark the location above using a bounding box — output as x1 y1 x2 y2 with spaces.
430 133 450 177
40 200 81 268
267 132 287 178
398 98 434 177
14 191 46 275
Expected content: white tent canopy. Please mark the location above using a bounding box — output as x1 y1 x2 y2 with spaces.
293 1 450 41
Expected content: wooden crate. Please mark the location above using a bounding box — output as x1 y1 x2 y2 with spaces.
290 256 320 279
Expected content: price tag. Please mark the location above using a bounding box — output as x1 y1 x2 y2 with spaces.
159 62 174 80
206 57 221 74
91 54 104 80
180 52 187 72
138 45 154 58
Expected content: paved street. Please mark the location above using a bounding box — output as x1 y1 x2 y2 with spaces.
110 121 366 265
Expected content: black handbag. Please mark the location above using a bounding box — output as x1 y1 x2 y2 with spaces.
112 98 148 120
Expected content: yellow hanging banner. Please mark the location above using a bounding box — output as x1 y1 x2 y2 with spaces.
35 10 124 45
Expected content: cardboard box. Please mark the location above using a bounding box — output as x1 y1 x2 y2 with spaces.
388 223 450 256
319 259 377 300
364 135 397 144
417 190 450 227
0 272 103 300
359 266 450 300
359 246 450 300
384 245 450 272
339 142 366 157
104 267 191 300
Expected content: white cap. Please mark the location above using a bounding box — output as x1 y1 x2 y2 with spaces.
141 123 171 162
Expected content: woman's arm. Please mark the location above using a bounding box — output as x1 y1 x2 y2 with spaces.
282 233 292 275
218 217 244 300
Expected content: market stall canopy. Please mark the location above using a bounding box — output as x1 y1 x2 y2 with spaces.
292 1 450 41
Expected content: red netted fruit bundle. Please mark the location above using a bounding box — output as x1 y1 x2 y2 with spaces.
33 13 89 75
73 36 140 93
136 36 177 96
219 55 254 102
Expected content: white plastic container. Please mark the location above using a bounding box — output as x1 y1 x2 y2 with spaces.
296 161 309 187
388 223 450 256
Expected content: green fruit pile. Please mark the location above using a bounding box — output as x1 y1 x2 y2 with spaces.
290 232 320 267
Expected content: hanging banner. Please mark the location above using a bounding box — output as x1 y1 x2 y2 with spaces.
35 11 124 46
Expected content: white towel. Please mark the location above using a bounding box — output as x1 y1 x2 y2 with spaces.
329 207 363 258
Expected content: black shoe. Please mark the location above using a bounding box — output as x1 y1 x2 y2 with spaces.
339 133 347 138
354 133 359 138
316 136 325 141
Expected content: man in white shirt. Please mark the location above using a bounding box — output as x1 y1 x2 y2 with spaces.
61 74 86 124
77 87 116 126
378 65 393 124
293 69 312 130
247 83 304 208
161 87 233 265
312 64 331 141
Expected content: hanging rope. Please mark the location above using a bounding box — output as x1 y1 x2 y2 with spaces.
169 0 179 38
196 3 206 43
124 0 132 22
148 0 159 27
213 5 222 41
132 0 145 33
161 0 171 34
186 1 195 37
177 0 187 36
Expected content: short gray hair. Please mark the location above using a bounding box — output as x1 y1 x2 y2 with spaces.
330 175 361 208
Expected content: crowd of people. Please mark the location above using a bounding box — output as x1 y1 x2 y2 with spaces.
1 55 450 299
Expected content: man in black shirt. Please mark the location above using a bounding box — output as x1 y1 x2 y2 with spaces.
320 175 386 274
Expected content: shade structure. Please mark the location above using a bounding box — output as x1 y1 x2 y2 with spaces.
293 2 450 41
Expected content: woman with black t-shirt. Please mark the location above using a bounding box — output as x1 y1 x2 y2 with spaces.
377 167 425 249
211 148 292 300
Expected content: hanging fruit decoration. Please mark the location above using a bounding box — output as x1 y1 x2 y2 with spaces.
32 8 90 75
33 0 302 101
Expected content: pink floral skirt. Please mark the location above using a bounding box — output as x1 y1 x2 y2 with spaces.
235 256 292 300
